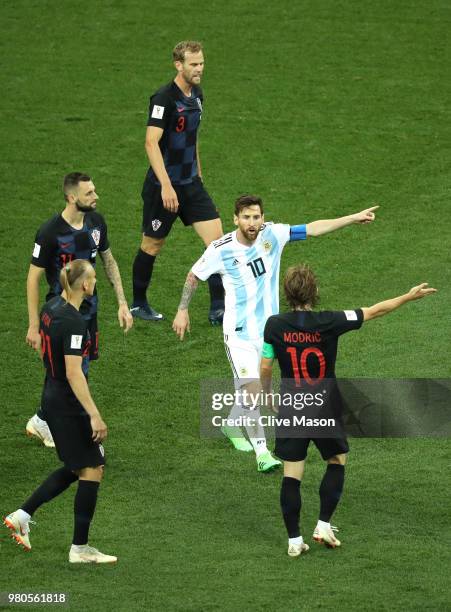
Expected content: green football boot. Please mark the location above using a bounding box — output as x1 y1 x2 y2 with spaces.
221 426 253 452
257 451 282 472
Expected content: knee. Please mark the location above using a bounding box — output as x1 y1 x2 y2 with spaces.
328 454 347 466
141 237 165 256
78 465 104 482
241 380 261 401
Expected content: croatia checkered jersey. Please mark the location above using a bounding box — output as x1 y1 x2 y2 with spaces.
31 212 109 319
192 222 306 340
145 81 203 185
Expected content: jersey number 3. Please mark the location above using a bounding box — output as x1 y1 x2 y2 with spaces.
176 116 186 132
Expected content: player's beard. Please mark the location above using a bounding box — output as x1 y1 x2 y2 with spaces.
242 227 260 242
75 200 96 213
184 70 201 86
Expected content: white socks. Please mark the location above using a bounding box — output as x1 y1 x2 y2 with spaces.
228 403 268 456
71 544 88 553
289 536 304 546
228 403 246 424
242 407 267 457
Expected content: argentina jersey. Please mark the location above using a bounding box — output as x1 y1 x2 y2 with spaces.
192 223 292 340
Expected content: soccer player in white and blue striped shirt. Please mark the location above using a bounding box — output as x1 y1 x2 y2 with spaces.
173 195 378 471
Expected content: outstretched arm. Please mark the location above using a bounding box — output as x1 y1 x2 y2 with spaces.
99 248 133 332
362 283 437 321
172 271 200 340
306 206 379 237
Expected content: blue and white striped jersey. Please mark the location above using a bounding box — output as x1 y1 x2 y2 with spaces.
192 222 305 339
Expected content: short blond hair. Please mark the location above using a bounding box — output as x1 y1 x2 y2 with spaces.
173 40 203 62
60 259 94 297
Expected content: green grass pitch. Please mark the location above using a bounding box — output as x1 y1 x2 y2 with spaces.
1 1 450 610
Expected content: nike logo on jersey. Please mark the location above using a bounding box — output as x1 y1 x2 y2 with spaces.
177 106 185 112
60 242 72 249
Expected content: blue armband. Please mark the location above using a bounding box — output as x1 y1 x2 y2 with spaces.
289 224 307 241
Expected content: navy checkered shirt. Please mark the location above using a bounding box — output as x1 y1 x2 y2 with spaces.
145 81 203 185
31 212 109 319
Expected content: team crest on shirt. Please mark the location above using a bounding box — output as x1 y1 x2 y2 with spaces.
91 229 101 246
263 240 272 253
239 367 248 376
152 219 162 231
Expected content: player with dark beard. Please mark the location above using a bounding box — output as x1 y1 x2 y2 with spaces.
25 172 132 447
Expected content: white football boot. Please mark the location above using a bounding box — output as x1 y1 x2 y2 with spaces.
69 545 117 564
26 414 55 448
288 541 310 557
313 523 341 548
3 511 34 551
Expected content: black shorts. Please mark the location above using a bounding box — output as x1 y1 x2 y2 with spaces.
275 437 349 462
87 315 99 361
41 381 105 471
142 176 219 238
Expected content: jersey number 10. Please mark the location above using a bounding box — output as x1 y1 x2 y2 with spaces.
247 257 266 278
286 346 326 386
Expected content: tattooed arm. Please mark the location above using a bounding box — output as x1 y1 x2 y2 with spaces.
99 248 133 332
172 271 200 340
